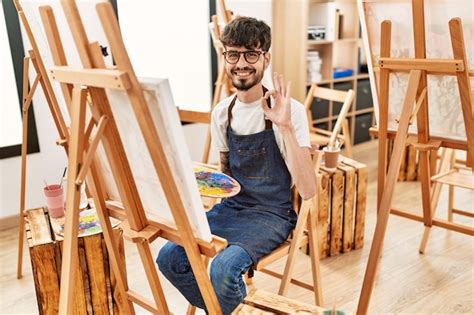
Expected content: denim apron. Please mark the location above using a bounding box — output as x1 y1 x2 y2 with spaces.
206 87 297 263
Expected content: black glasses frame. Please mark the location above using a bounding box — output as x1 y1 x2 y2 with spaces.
222 50 266 64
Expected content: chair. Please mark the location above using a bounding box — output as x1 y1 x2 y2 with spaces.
303 84 355 157
419 148 474 253
245 150 324 306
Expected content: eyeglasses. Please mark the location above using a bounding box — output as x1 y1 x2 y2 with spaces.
223 50 265 64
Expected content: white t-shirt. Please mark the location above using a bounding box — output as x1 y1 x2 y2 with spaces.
211 94 311 161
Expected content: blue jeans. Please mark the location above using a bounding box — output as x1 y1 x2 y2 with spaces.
157 242 253 315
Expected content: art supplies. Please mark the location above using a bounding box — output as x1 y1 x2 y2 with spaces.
322 146 341 171
193 164 241 198
43 184 64 218
59 167 67 188
50 208 121 238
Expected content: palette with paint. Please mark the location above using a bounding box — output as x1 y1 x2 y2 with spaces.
193 164 241 198
51 208 121 238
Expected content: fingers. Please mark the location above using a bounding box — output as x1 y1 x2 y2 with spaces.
286 80 291 99
273 72 281 94
279 74 286 96
273 72 288 97
264 90 277 100
261 96 270 114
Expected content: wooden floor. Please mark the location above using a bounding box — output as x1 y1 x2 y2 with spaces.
1 141 473 314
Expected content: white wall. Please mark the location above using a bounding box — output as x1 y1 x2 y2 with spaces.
0 0 274 220
118 0 212 111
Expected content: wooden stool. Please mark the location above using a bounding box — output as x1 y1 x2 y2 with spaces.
233 289 327 314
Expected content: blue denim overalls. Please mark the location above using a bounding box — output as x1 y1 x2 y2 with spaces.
157 86 296 314
206 87 297 263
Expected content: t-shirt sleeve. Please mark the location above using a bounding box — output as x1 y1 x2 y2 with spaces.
291 101 311 148
211 103 229 152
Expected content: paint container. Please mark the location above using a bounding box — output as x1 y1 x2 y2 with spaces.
44 184 64 218
323 146 341 172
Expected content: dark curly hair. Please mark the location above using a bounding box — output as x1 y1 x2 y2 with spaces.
220 16 271 52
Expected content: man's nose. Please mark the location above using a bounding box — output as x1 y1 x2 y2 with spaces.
236 53 248 67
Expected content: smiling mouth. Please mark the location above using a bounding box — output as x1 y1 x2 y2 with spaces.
232 69 255 79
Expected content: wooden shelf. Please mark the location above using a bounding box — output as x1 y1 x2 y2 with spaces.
273 0 374 145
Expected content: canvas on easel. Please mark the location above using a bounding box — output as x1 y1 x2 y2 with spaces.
19 0 228 313
357 0 473 314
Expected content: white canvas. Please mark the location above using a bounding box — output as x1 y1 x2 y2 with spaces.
20 0 212 241
358 0 473 141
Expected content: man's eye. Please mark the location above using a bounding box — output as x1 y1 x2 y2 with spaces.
228 52 239 58
246 52 259 58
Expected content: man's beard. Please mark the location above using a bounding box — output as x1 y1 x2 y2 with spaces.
229 68 263 91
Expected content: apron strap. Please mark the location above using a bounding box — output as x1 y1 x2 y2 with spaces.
227 86 273 130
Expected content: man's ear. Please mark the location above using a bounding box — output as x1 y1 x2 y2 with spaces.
264 52 271 70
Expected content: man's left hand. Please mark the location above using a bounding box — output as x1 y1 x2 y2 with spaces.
261 72 293 130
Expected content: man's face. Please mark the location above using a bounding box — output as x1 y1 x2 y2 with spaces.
223 46 270 91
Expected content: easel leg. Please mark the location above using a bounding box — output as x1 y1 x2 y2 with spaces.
187 256 210 315
447 150 456 222
136 242 170 313
357 70 421 315
419 148 453 253
17 54 41 279
307 190 323 306
58 87 88 315
17 56 30 279
376 21 392 211
278 199 312 296
87 163 136 314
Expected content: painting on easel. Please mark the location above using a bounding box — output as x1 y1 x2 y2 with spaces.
359 0 473 141
21 0 212 241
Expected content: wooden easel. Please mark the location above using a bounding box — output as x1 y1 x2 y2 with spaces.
20 1 229 314
200 13 233 164
15 0 71 279
357 1 474 314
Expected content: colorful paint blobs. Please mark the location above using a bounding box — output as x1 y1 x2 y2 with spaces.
54 208 121 238
193 165 241 198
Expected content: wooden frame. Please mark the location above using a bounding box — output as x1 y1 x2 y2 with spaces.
356 1 474 314
18 1 229 313
15 0 71 279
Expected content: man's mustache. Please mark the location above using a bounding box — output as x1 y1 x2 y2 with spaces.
232 67 255 73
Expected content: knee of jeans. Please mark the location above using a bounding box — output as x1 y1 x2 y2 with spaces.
156 242 190 275
210 247 250 295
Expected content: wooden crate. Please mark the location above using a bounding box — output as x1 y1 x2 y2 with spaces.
25 207 125 314
315 156 368 258
388 138 420 181
388 139 442 182
233 289 326 314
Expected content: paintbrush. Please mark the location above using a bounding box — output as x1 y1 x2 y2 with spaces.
59 167 67 188
43 179 50 190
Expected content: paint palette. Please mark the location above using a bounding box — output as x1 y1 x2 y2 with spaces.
51 208 121 238
193 163 241 198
